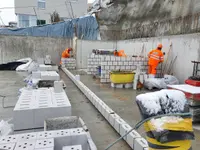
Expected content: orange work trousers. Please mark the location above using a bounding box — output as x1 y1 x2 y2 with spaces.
148 64 157 75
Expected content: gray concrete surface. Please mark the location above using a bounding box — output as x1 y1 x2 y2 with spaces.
0 70 200 150
60 71 131 150
69 70 200 150
0 71 131 150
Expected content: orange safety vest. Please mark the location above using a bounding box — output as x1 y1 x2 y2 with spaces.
114 50 127 57
62 49 70 58
148 49 164 65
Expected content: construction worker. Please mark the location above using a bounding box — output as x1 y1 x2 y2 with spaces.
60 48 73 64
148 44 164 77
62 48 73 58
114 50 127 57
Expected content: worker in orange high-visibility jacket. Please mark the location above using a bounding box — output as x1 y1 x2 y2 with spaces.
60 48 73 64
114 50 127 57
148 44 164 77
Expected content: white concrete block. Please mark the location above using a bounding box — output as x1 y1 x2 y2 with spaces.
105 74 110 79
105 66 110 70
0 135 19 144
115 57 121 61
70 128 88 150
105 56 110 61
129 62 133 65
125 83 133 89
131 66 136 70
35 138 54 149
134 138 148 150
36 148 54 150
54 81 63 93
13 107 34 130
127 130 141 149
18 133 37 141
110 56 116 61
32 71 41 79
114 118 126 133
0 143 15 150
15 140 36 150
108 62 112 66
103 107 114 120
36 131 55 139
120 124 132 140
115 66 120 70
62 145 82 150
118 62 123 65
121 66 125 70
125 66 131 70
110 66 115 70
124 62 128 65
115 84 123 88
108 114 120 126
106 79 110 82
113 61 118 65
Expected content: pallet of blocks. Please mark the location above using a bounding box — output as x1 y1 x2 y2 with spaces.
167 84 200 122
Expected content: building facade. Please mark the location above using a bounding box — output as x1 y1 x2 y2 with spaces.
15 0 88 28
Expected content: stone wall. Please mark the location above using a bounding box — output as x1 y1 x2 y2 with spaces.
0 35 71 65
96 0 200 40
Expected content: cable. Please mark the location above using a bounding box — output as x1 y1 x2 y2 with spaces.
104 112 192 150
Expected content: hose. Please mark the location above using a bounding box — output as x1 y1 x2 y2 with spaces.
104 112 192 150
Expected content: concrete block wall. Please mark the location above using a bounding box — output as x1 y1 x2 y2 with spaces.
100 55 148 83
61 58 76 70
62 68 149 149
87 54 101 75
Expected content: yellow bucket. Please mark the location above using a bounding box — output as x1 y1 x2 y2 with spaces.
110 71 135 84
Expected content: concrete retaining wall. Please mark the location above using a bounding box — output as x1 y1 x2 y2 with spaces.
77 33 200 83
0 35 71 65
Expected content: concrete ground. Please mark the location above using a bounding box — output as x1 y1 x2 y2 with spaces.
0 70 200 150
69 69 200 150
0 71 130 150
60 71 131 150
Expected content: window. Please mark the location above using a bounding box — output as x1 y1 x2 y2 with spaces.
18 14 29 27
37 20 46 25
18 14 37 28
38 0 46 9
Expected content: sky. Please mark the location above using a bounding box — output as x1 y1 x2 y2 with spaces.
0 0 95 25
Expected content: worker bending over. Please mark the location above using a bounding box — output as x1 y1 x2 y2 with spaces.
148 44 164 77
60 48 73 65
114 50 127 57
62 48 73 58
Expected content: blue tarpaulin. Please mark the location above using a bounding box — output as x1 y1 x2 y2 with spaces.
0 16 99 40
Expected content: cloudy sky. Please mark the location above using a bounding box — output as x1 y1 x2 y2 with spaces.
0 0 95 25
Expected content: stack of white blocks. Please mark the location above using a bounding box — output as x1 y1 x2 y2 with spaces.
87 54 101 75
39 65 58 72
40 71 60 81
0 128 89 150
62 68 149 150
13 88 71 130
45 55 52 65
61 58 76 70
